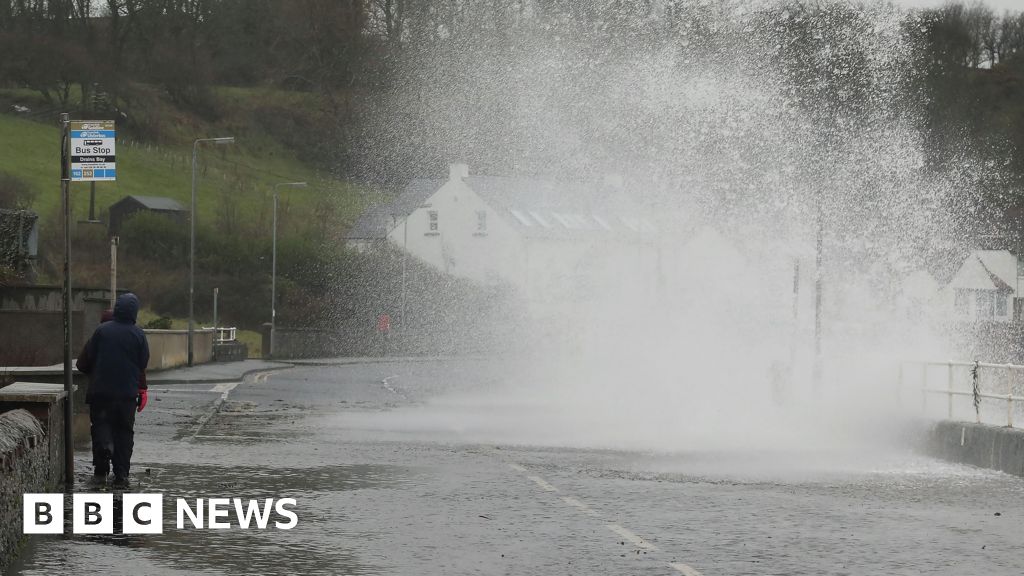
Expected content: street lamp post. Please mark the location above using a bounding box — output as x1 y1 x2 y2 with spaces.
188 136 234 367
271 181 307 358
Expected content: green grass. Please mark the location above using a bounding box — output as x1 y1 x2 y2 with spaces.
0 111 366 229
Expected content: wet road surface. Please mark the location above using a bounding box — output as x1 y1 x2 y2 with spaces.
8 359 1024 575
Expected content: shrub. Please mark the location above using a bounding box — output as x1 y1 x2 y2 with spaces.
144 316 173 330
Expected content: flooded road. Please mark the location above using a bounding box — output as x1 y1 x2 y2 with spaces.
8 359 1024 575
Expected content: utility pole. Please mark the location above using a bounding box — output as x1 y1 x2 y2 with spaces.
813 189 824 393
59 112 74 490
188 136 234 367
271 181 306 358
401 216 408 329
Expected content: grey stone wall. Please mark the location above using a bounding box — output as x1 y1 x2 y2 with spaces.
925 420 1024 477
0 409 49 574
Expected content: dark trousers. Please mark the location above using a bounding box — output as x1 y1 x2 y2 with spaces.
89 399 136 479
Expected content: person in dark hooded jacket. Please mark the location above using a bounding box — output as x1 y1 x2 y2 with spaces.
76 293 150 488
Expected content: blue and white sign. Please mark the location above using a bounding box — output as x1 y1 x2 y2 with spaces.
70 120 116 181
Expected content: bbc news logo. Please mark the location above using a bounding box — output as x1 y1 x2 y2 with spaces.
23 494 298 534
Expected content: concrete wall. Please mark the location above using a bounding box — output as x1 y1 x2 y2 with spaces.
0 285 116 312
0 410 52 573
0 286 123 366
924 420 1024 477
145 329 214 370
261 324 350 358
0 310 84 366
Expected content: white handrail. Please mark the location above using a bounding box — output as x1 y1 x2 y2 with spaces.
202 326 237 343
905 360 1021 428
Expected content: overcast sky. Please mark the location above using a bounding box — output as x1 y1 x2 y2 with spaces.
890 0 1023 12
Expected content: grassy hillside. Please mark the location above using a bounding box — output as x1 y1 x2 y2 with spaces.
0 85 381 330
0 111 363 227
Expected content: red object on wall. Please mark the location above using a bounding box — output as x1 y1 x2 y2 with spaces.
377 314 391 333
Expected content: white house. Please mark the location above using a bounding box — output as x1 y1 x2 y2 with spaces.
942 250 1023 323
346 163 659 319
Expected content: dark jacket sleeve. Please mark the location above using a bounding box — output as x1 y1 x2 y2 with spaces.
76 334 95 374
138 330 150 390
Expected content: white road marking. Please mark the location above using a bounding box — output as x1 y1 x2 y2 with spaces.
209 381 241 396
526 475 558 492
560 496 599 517
669 562 705 576
381 375 405 398
606 523 658 551
507 462 527 472
193 373 259 440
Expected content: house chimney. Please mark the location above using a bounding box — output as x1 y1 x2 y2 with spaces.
449 163 469 181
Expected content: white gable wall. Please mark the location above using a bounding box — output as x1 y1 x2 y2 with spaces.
942 251 1019 323
387 177 525 287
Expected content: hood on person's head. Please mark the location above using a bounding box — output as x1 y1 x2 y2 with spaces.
100 309 114 323
113 293 140 324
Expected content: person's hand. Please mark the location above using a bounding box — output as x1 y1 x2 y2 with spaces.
137 389 148 413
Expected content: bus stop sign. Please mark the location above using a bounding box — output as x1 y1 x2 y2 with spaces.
70 120 116 181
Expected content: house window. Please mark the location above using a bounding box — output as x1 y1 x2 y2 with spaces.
954 290 969 315
996 294 1008 316
476 210 487 233
976 291 995 319
428 210 438 232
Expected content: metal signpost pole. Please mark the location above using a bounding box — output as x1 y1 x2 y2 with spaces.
63 117 117 489
60 113 74 490
110 234 117 305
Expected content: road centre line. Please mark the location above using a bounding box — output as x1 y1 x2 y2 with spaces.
560 496 599 517
669 562 705 576
606 523 658 551
526 475 558 492
506 461 706 574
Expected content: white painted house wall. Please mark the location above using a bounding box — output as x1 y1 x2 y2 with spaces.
387 164 526 287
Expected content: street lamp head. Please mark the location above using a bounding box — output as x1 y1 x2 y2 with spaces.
213 137 235 145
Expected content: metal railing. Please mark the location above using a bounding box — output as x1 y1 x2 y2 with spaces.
903 360 1024 428
202 326 237 343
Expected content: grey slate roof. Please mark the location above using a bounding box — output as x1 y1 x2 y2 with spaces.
465 176 650 240
121 195 187 212
345 175 653 242
346 179 444 240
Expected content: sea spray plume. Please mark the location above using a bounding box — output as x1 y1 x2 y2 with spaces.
345 1 1014 454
